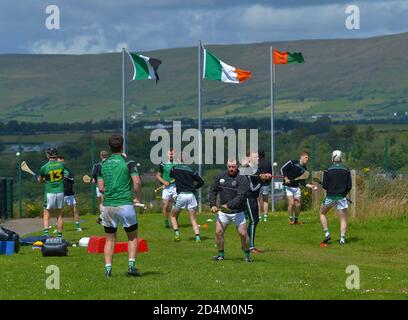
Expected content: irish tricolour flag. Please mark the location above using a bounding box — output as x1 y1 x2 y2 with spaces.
128 52 162 83
203 47 252 83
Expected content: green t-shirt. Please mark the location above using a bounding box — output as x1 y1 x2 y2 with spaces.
159 161 177 183
39 160 65 194
98 154 139 207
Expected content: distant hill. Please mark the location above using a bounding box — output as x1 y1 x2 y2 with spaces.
0 32 407 123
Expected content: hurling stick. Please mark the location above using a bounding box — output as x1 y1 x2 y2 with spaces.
82 175 92 183
21 161 38 178
154 179 175 193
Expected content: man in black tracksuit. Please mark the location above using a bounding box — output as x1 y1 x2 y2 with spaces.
209 159 251 262
169 162 204 242
320 150 352 245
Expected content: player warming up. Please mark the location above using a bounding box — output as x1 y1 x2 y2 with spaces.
57 155 82 232
320 150 352 246
97 135 142 277
281 150 317 225
209 159 251 262
169 155 204 242
156 149 177 228
38 148 65 239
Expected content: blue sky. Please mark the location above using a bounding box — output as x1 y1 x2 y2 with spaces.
0 0 407 54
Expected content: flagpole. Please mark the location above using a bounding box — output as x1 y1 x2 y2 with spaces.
270 46 275 212
122 48 127 154
198 40 203 213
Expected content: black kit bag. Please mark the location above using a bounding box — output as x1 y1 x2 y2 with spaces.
0 226 20 253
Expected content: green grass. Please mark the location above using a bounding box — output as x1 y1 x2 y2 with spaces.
1 211 408 300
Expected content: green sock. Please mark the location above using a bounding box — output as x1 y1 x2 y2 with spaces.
105 264 112 272
75 222 80 229
289 216 294 221
195 234 201 241
44 228 49 236
244 250 251 259
324 229 330 237
128 259 136 269
174 229 180 236
57 232 63 239
218 250 225 257
294 216 298 221
164 219 170 227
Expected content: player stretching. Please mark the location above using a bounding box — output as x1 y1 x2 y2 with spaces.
38 148 65 238
156 149 177 228
169 156 204 242
93 150 109 224
97 135 142 277
281 150 317 225
320 150 352 245
209 160 251 262
57 155 82 231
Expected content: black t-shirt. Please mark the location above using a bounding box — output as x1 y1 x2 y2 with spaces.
280 160 308 188
258 158 272 186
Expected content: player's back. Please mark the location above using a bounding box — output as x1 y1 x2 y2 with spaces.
100 154 133 206
40 160 65 194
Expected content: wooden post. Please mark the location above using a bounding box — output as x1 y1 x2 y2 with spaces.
349 170 357 217
312 171 324 209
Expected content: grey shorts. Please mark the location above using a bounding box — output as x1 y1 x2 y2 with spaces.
44 193 64 210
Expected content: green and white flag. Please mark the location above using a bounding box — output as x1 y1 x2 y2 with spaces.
127 52 162 83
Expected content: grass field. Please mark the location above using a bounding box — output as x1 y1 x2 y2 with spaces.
1 211 408 300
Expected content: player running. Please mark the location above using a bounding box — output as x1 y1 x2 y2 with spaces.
97 135 142 277
281 150 317 225
156 149 177 228
257 150 272 222
38 148 65 239
209 159 251 262
320 150 352 245
57 155 82 232
169 155 204 242
93 150 109 224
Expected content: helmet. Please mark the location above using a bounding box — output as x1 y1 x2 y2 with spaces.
46 147 58 158
332 150 342 162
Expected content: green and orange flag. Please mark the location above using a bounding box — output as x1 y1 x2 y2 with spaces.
273 49 304 64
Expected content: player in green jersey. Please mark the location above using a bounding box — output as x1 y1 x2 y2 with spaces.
97 134 142 277
38 148 65 238
156 149 177 228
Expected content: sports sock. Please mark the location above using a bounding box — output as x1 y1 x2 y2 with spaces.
174 229 180 236
44 228 49 236
324 228 330 238
128 259 136 269
289 215 294 221
218 250 225 257
341 234 346 239
164 219 170 227
294 216 299 221
75 222 81 229
57 232 63 239
195 234 201 240
243 249 251 259
105 264 112 272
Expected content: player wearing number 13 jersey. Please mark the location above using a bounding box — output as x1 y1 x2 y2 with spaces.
38 148 65 238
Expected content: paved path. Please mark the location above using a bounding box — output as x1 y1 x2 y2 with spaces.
0 218 73 236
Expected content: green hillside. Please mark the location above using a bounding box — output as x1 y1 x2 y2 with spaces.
0 33 408 123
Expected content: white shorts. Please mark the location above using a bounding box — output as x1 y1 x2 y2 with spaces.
322 197 349 211
286 186 301 198
260 185 270 196
102 205 137 229
64 195 77 206
173 193 197 210
217 211 246 227
162 184 177 200
44 193 64 210
96 187 103 198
